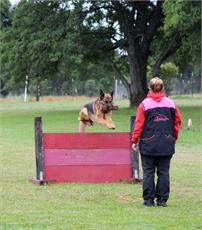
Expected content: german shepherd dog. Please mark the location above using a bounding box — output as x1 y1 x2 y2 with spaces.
78 90 118 132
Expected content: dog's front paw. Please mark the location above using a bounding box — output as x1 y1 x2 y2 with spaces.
107 124 116 129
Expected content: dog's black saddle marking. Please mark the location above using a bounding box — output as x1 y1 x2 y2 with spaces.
82 119 94 126
84 102 95 114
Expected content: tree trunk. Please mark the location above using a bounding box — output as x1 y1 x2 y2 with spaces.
127 39 148 107
153 31 182 76
153 60 161 76
110 0 164 107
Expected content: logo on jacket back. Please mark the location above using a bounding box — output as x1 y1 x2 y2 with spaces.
154 113 169 122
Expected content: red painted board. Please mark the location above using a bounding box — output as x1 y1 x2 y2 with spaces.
44 149 131 166
43 132 131 149
44 165 132 183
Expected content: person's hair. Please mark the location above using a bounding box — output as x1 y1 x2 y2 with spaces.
149 77 164 92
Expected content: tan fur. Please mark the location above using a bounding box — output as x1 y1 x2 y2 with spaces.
78 91 117 133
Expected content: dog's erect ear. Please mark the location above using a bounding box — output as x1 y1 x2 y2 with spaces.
100 89 104 100
110 91 114 100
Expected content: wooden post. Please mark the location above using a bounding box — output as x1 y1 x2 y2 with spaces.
130 116 140 180
34 117 45 184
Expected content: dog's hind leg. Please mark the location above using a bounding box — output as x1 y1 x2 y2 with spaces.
78 107 89 132
79 121 87 133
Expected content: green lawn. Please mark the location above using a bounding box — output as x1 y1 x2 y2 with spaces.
0 96 202 229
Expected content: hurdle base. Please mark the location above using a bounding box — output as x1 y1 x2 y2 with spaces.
135 178 143 184
120 178 143 184
29 177 55 185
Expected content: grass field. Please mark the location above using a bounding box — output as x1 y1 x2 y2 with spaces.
0 96 202 230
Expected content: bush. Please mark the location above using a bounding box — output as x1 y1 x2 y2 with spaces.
160 62 179 94
84 79 100 96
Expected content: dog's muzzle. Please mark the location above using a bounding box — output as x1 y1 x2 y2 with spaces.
101 103 113 113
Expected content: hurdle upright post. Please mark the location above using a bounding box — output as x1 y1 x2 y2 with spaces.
34 117 45 185
130 116 141 181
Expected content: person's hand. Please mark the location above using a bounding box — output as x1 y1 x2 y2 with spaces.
132 143 139 151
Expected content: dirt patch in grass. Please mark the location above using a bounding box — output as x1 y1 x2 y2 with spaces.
0 95 96 103
40 96 95 102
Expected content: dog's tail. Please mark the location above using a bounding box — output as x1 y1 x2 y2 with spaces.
79 121 87 133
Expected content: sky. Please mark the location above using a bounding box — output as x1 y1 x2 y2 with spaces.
10 0 20 6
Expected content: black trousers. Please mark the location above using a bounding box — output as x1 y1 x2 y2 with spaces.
141 155 172 202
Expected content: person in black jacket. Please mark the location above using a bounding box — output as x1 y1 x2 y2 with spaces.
132 77 181 207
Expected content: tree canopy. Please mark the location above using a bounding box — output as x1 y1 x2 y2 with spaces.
152 0 201 74
0 0 201 105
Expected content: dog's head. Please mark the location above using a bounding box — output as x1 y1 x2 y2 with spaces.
99 89 114 112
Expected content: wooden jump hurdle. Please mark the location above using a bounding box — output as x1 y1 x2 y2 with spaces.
30 117 141 185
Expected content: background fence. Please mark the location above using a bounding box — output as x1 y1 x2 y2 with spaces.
115 75 202 99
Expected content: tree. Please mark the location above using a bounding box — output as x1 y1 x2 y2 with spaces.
153 0 201 75
1 0 73 100
1 0 117 99
77 1 165 106
0 0 12 28
0 0 12 97
75 0 201 106
1 0 200 104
